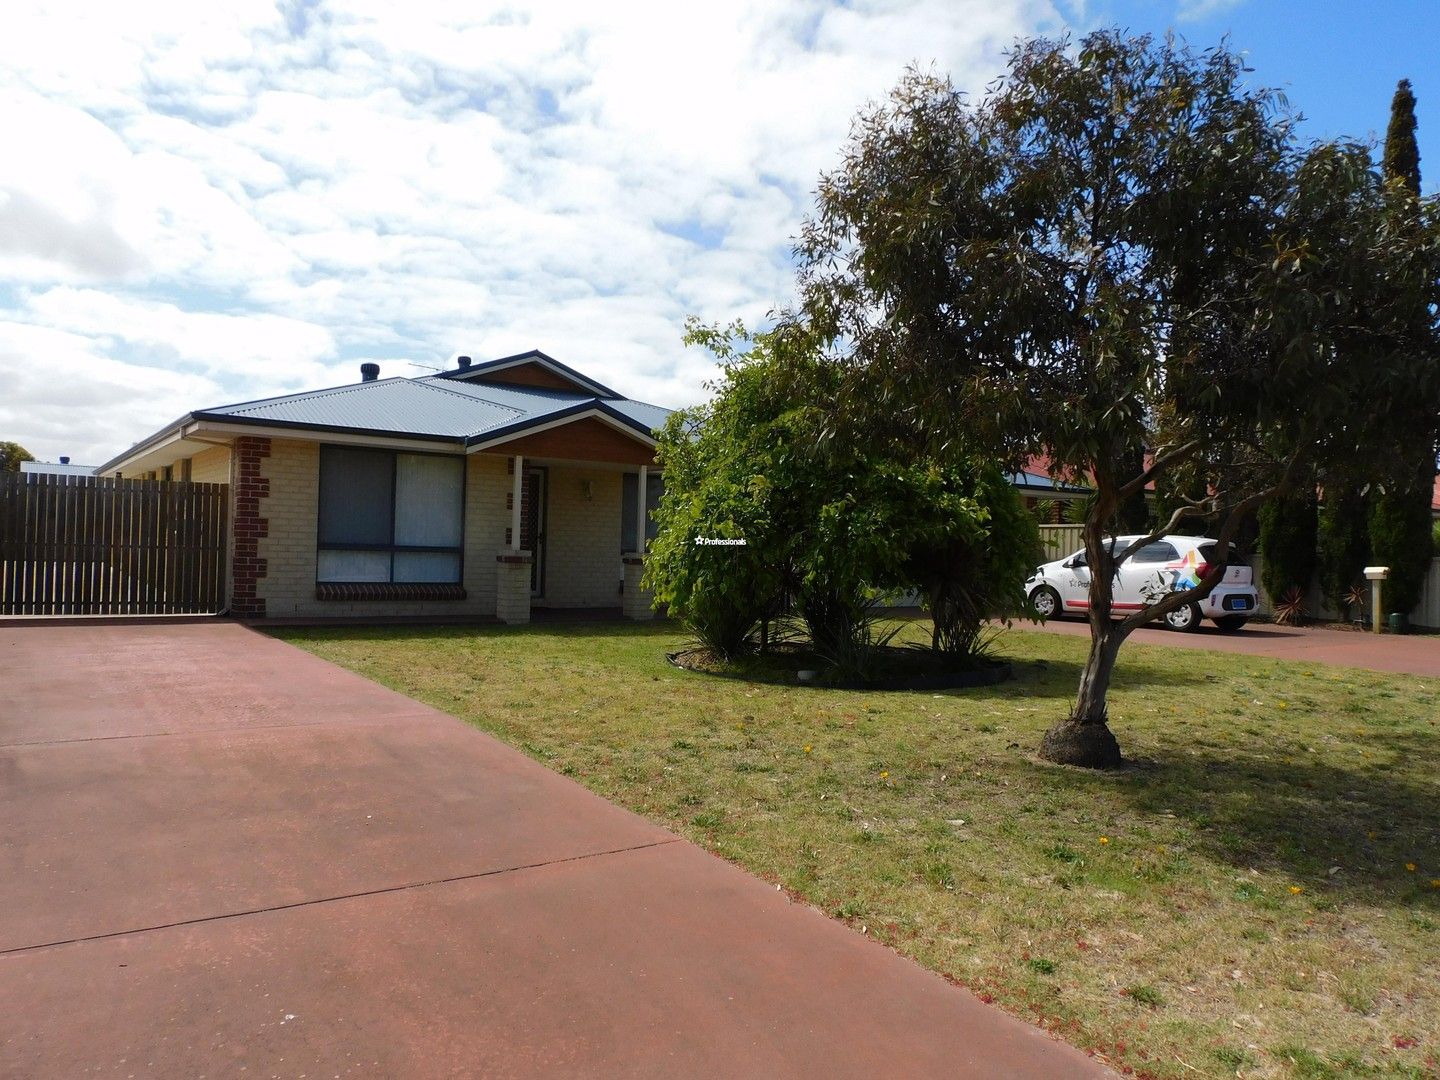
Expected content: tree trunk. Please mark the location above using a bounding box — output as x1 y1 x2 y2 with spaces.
1040 526 1125 768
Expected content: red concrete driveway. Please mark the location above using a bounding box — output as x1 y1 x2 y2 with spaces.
0 620 1110 1079
1019 616 1440 678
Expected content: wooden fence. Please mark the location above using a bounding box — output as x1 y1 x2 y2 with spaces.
0 473 228 616
1037 523 1085 562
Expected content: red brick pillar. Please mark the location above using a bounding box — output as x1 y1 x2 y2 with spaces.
230 436 271 617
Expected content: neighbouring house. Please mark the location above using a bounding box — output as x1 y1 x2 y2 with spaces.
1012 457 1091 521
96 351 672 623
20 456 97 477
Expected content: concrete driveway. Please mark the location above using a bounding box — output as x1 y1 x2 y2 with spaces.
1 620 1109 1079
1020 616 1440 677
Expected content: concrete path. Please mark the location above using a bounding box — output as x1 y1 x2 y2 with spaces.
1018 617 1440 678
0 620 1110 1079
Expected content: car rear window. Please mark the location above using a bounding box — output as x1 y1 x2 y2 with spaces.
1198 543 1247 567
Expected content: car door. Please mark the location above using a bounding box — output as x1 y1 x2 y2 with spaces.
1118 540 1181 610
1059 538 1115 612
1060 547 1090 611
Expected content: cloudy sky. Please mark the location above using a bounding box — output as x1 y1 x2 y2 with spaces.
2 0 1435 464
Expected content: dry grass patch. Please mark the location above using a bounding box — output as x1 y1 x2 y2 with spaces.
276 619 1440 1080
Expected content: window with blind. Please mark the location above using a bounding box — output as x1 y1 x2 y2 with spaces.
316 447 464 583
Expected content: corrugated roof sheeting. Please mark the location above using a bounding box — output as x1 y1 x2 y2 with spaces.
194 371 673 443
202 379 523 438
606 398 672 435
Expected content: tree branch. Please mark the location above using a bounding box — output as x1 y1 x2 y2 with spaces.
1115 451 1307 634
1116 438 1203 501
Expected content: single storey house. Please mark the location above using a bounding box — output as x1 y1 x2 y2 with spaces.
97 351 672 623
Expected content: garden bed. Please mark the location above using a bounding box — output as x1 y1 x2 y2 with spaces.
666 643 1012 690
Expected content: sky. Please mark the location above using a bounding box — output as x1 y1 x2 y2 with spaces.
2 0 1436 465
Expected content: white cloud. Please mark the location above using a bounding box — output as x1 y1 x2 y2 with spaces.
0 0 1061 462
1175 0 1248 22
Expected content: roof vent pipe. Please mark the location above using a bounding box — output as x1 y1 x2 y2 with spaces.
360 362 380 382
457 355 472 369
59 456 70 465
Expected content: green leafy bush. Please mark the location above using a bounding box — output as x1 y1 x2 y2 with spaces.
1368 480 1435 615
1258 490 1318 613
1316 489 1370 617
646 322 1039 673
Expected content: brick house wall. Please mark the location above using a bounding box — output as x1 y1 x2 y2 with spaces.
230 436 272 617
245 438 626 618
188 446 231 485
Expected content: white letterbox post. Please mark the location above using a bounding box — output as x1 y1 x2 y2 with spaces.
1363 566 1390 634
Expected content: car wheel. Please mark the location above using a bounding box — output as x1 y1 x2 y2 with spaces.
1030 585 1063 620
1214 615 1248 632
1163 602 1203 633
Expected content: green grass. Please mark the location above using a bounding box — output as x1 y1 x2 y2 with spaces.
275 618 1440 1080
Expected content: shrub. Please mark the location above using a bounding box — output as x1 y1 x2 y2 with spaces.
1258 489 1318 605
1368 479 1435 615
648 321 1039 674
1317 489 1370 617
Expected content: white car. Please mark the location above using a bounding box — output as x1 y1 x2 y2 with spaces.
1026 535 1258 632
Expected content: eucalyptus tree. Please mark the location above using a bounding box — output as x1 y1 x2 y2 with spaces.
794 32 1440 766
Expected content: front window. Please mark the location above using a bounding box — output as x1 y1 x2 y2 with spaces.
316 446 463 583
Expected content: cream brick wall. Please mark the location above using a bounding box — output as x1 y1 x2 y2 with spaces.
535 464 623 608
255 439 320 617
189 445 231 485
464 453 509 613
253 440 535 619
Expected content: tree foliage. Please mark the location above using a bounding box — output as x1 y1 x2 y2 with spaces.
790 32 1440 764
1316 488 1370 617
0 441 35 473
1369 483 1434 615
1384 79 1421 196
1367 76 1437 617
646 322 1039 672
1257 487 1318 617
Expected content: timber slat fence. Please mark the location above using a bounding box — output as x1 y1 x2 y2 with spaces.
0 473 228 616
1037 523 1085 562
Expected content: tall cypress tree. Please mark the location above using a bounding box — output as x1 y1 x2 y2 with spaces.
1369 78 1436 618
1385 80 1421 195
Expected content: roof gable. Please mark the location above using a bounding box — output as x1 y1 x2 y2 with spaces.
439 350 620 398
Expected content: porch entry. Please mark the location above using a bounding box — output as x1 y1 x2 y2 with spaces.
521 465 547 596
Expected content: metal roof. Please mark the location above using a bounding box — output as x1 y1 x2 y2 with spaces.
20 460 98 476
187 367 672 446
1008 469 1090 494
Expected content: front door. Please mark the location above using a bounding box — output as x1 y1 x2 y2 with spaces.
521 466 547 596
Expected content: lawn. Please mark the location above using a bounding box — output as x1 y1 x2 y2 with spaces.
275 619 1440 1080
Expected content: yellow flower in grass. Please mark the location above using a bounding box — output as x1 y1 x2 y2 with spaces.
879 770 889 779
1098 836 1110 845
1289 886 1303 895
1430 879 1440 889
803 745 813 754
1276 701 1289 710
1406 863 1417 872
